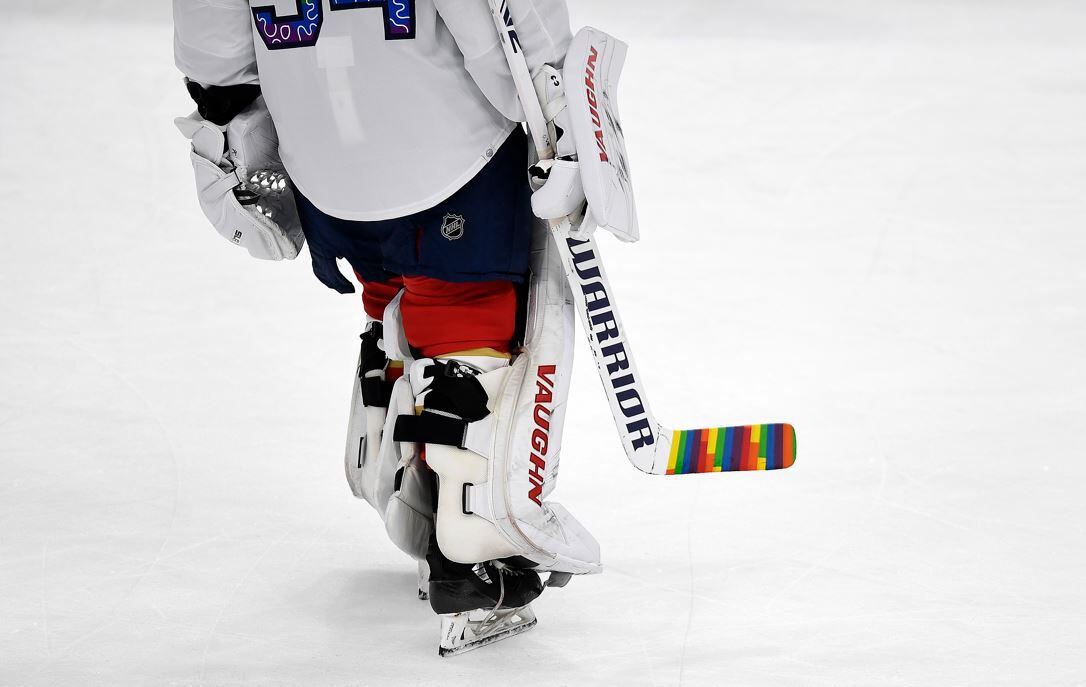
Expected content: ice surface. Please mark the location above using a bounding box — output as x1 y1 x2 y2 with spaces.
1 1 1084 684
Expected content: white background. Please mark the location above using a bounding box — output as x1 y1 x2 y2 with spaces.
1 1 1083 684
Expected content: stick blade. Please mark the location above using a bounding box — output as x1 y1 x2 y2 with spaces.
662 423 797 475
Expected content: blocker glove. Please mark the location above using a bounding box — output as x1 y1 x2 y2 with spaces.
528 65 597 240
175 90 304 261
527 29 641 245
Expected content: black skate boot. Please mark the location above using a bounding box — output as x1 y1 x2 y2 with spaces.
426 545 543 656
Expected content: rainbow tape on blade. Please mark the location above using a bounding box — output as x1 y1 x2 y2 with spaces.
667 424 796 475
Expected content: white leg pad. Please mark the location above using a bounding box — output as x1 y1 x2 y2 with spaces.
427 443 520 564
398 225 602 575
344 355 392 512
383 377 435 561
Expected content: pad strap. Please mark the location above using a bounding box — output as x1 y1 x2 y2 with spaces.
392 358 495 449
394 413 467 449
416 360 491 422
358 323 393 408
462 483 496 522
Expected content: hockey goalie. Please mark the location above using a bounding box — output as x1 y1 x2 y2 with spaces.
172 0 616 656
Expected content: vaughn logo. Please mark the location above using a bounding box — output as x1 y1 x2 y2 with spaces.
441 213 465 241
527 365 557 507
584 45 609 163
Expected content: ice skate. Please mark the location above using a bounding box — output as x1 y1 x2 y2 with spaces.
439 605 537 657
427 547 544 657
393 335 599 653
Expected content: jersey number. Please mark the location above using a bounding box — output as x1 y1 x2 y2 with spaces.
252 0 416 49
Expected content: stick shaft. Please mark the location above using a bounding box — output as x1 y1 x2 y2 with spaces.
486 0 669 473
486 0 552 158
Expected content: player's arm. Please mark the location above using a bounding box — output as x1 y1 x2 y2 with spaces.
436 1 600 236
434 0 573 122
173 0 303 261
174 0 261 121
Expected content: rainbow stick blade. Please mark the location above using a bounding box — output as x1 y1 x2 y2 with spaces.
666 424 797 475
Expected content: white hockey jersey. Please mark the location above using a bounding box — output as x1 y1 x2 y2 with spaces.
174 0 572 221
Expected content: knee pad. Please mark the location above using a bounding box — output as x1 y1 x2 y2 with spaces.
395 224 601 575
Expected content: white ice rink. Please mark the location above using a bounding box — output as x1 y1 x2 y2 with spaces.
2 1 1084 684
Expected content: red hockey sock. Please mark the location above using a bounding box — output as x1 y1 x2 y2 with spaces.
399 276 517 358
357 274 405 321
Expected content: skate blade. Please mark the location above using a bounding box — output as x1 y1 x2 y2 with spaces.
438 607 537 658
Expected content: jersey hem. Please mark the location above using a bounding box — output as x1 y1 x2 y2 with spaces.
290 123 519 223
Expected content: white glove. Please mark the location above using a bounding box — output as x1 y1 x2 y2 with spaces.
532 31 641 244
174 97 304 261
528 66 597 240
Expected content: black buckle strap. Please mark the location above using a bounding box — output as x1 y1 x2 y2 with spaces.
361 376 392 408
358 324 392 408
394 413 468 449
359 323 387 373
391 359 495 448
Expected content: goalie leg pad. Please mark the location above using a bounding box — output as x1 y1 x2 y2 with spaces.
394 225 601 575
401 357 523 565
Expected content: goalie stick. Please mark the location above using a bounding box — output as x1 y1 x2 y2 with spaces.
487 1 797 475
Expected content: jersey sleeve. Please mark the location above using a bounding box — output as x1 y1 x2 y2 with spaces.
173 0 260 87
434 0 573 122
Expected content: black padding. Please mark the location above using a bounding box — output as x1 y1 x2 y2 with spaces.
361 377 392 408
359 324 386 372
185 80 262 126
394 413 467 448
357 324 391 408
421 361 490 422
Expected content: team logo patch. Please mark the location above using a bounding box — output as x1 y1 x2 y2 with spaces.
441 213 466 241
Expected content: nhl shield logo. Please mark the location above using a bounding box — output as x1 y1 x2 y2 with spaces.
441 213 466 241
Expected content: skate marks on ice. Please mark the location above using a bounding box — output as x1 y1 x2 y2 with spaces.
0 312 182 683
